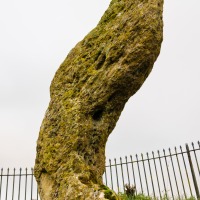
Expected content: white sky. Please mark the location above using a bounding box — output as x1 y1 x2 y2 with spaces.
0 0 200 168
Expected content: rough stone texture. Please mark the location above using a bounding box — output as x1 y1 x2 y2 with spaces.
34 0 164 199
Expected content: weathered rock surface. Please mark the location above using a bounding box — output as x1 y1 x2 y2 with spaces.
34 0 164 199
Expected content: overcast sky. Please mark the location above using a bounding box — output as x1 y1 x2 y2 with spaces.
0 0 200 168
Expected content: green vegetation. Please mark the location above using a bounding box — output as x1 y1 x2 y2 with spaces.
100 185 117 200
114 184 197 200
118 193 151 200
117 193 196 200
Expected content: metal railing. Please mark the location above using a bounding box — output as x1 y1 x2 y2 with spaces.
0 168 39 200
104 141 200 199
0 141 199 200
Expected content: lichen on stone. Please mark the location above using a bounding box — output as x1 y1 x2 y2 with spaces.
34 0 164 199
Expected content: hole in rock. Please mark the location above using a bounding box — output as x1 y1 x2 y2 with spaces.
41 168 47 173
92 108 104 121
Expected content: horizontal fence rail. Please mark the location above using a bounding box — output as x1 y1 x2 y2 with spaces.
0 141 199 200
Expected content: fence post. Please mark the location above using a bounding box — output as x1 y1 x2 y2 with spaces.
186 143 200 199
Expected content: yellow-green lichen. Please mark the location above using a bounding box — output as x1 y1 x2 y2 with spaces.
35 0 164 199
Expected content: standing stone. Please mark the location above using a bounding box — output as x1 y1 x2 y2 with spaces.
34 0 164 199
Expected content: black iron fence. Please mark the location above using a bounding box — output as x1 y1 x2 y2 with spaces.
0 168 38 200
104 141 200 199
0 141 199 200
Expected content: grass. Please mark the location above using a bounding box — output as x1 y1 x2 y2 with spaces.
115 185 197 199
117 193 197 200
